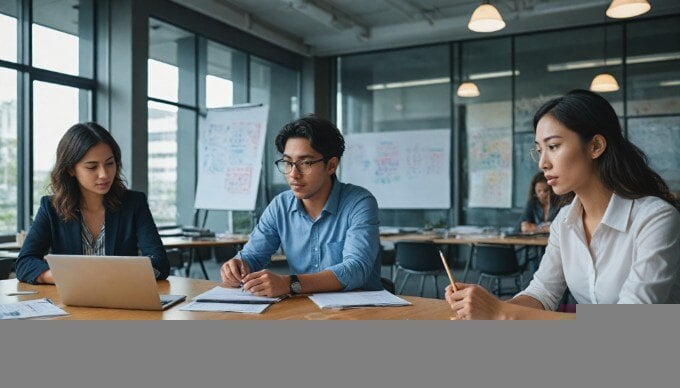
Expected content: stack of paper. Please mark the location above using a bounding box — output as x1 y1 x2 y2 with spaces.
308 290 412 309
179 286 284 314
0 298 69 320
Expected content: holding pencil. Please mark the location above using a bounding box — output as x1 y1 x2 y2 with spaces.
439 250 457 292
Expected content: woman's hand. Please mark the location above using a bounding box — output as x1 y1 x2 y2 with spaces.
36 270 55 284
445 282 507 320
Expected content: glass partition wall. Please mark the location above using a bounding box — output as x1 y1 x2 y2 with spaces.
337 15 680 229
338 45 452 228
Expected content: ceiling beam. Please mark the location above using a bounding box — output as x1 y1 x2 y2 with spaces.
171 0 310 55
284 0 370 41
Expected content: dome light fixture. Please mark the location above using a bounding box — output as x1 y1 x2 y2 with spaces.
468 2 506 33
606 0 651 19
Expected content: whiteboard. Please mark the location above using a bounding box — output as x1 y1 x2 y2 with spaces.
194 105 269 210
341 129 451 209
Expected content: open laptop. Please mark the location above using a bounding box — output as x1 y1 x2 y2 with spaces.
46 254 186 311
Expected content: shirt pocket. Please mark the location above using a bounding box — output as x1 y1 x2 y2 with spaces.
321 241 345 267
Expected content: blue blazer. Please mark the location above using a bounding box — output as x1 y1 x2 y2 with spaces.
16 190 170 284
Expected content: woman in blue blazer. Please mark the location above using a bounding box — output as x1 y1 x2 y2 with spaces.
16 122 170 284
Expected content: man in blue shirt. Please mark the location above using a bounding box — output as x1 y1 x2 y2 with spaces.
220 115 382 297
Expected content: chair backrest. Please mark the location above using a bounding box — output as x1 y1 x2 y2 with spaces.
380 277 396 294
474 244 520 275
380 247 396 266
0 258 13 280
395 241 442 272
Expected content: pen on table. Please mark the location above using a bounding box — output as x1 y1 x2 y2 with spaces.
439 250 458 292
5 290 39 296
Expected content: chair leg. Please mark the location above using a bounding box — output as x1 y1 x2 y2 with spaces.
418 276 426 297
496 277 501 297
397 272 410 295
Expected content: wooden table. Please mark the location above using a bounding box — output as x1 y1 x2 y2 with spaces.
381 233 549 282
161 234 249 279
0 277 454 320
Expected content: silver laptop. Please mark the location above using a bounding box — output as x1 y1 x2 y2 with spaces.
46 254 185 311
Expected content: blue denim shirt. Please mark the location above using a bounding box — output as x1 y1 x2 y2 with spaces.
238 178 382 291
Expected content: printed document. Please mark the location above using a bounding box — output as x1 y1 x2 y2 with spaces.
0 298 69 320
192 286 285 304
308 290 412 309
179 301 269 314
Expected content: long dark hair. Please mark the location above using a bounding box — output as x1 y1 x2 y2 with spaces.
533 89 676 206
528 172 550 202
49 122 127 221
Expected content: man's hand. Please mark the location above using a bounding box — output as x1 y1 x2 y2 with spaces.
220 258 249 287
241 270 290 297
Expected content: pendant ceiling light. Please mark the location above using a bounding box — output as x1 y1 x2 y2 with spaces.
590 25 620 93
456 82 480 97
590 73 620 92
606 0 651 19
468 2 506 33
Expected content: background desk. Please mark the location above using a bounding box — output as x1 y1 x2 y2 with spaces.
381 233 549 282
0 277 453 320
161 234 249 279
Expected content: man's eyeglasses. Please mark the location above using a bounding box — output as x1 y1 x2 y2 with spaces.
274 158 326 174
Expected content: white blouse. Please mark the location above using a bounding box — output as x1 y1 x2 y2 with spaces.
517 193 680 307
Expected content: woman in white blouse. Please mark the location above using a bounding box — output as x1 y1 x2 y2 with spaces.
446 89 680 319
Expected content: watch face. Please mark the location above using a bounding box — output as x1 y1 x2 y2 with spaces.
291 282 302 294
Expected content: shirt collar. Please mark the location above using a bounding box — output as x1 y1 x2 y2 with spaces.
600 193 633 233
289 176 342 216
562 192 632 233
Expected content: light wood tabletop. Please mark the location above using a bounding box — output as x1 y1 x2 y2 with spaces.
0 277 454 320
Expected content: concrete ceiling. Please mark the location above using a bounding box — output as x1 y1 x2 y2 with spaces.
170 0 680 57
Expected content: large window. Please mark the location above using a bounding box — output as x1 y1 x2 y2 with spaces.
0 68 17 234
32 82 88 212
148 19 195 226
0 0 94 234
147 17 301 231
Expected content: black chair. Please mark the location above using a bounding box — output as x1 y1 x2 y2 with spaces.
394 241 443 298
474 244 525 297
381 277 396 294
0 258 14 280
379 247 396 280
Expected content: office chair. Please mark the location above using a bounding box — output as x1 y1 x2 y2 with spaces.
474 244 525 297
381 277 396 294
0 258 13 280
394 241 443 298
379 246 396 281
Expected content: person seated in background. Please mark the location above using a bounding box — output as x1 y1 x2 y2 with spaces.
16 122 170 284
446 89 679 319
220 115 382 297
519 172 560 233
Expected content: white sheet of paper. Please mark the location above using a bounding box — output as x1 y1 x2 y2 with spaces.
308 290 412 309
0 298 69 320
192 286 284 303
179 301 269 314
